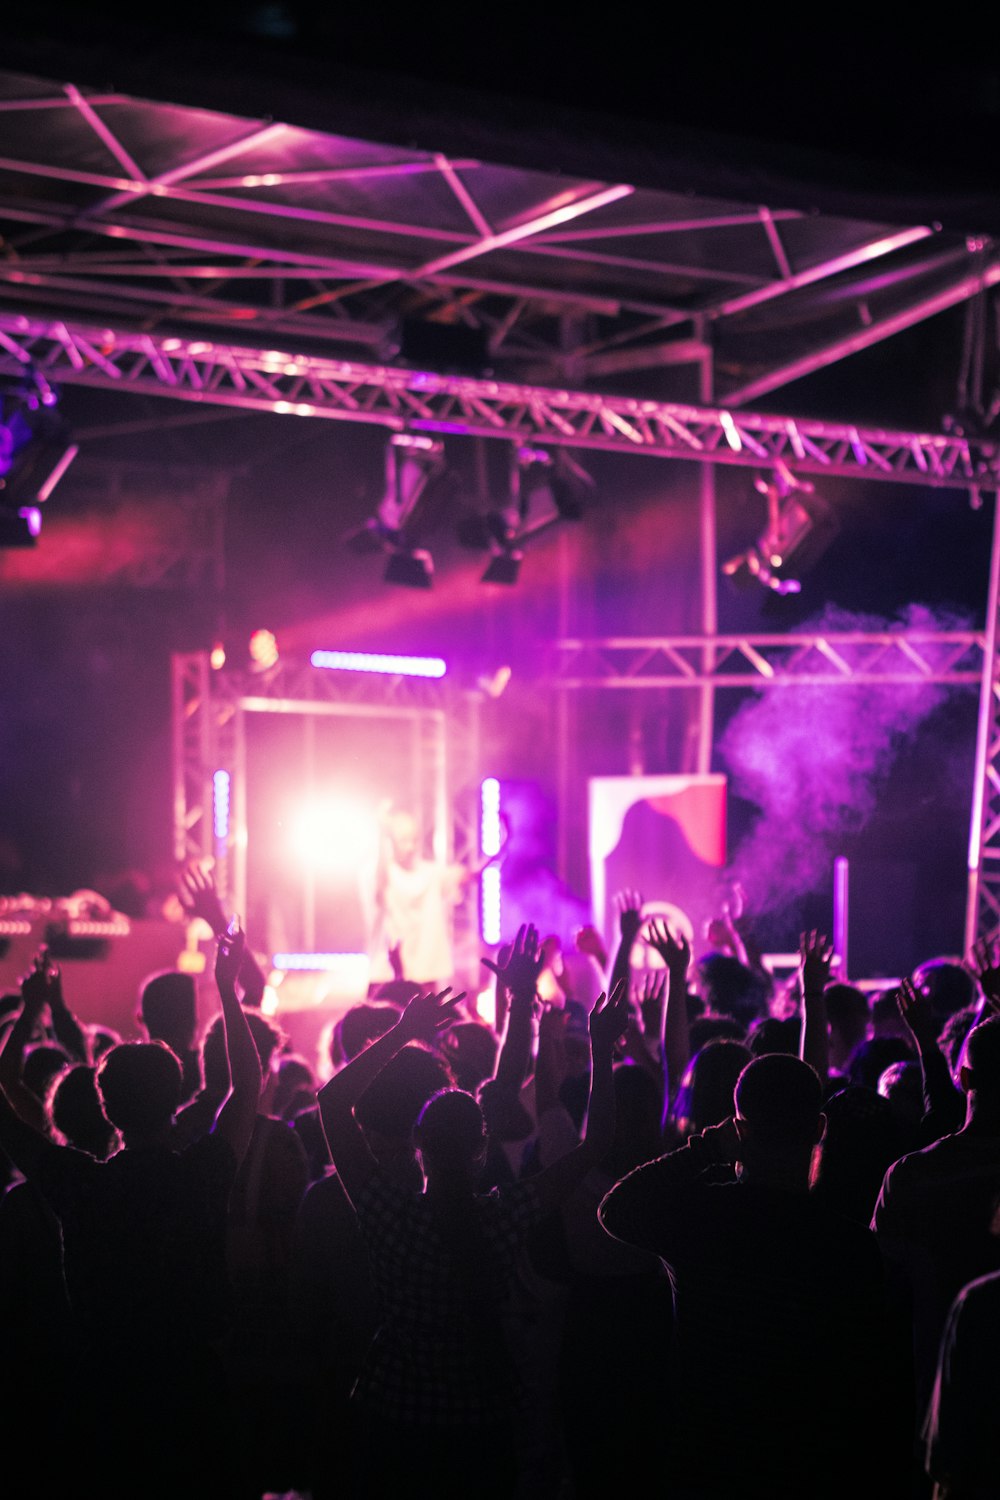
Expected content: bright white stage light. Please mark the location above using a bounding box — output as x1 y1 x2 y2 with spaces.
311 649 447 679
286 795 378 873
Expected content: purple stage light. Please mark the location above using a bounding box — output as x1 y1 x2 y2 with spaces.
213 770 231 841
272 952 367 970
481 777 502 944
311 649 447 678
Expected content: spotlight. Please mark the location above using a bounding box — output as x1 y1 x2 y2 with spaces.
384 548 434 589
482 549 523 585
723 463 837 595
0 506 41 548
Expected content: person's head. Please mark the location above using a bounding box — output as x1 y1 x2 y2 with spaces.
877 1060 924 1130
331 1001 401 1069
356 1043 453 1144
440 1021 498 1093
138 970 197 1053
414 1088 487 1185
201 1009 284 1101
734 1054 825 1183
912 958 976 1027
23 1043 70 1102
97 1041 182 1139
823 983 871 1071
272 1054 316 1121
678 1038 752 1136
746 1016 800 1058
387 809 420 869
846 1035 914 1093
697 953 768 1028
959 1015 1000 1113
49 1065 118 1159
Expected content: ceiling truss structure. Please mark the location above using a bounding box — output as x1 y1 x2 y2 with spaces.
0 71 998 405
0 312 997 490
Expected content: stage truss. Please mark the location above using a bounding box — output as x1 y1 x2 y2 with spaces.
172 653 483 979
2 313 999 489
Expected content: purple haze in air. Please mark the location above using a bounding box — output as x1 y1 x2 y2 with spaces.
718 604 967 917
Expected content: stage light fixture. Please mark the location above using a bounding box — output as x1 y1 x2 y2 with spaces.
384 548 434 588
0 506 42 548
482 548 523 585
723 463 837 595
348 433 446 586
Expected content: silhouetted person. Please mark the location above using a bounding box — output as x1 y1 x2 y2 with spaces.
600 1053 903 1498
0 930 261 1500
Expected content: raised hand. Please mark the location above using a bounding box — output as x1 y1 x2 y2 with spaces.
482 923 543 1001
20 948 56 1018
179 863 227 936
896 976 937 1047
398 987 466 1044
614 890 644 946
588 979 631 1057
799 931 833 997
215 918 246 995
645 919 691 979
967 935 1000 1010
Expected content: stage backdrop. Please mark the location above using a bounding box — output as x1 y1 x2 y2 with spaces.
589 775 728 959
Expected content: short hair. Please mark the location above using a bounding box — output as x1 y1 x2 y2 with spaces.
139 971 196 1038
332 1002 401 1067
414 1088 486 1166
50 1065 117 1158
824 984 870 1035
962 1015 1000 1094
735 1054 823 1147
97 1042 182 1134
356 1044 453 1139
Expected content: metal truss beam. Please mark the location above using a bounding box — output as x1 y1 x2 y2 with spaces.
1 311 996 490
550 633 986 688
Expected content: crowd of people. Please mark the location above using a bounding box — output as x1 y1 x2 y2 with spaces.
2 865 1000 1499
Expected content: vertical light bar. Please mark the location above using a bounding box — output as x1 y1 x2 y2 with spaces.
480 776 502 944
213 769 231 842
833 856 849 976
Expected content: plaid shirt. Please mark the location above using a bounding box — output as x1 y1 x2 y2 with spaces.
352 1167 543 1428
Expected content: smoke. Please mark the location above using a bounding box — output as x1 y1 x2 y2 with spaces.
718 604 969 918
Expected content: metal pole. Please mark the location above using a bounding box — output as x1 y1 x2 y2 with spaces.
697 337 717 774
966 491 1000 950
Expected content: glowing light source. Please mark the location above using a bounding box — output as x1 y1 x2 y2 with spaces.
213 770 231 841
210 643 226 670
286 795 378 874
249 628 279 669
311 649 447 679
272 952 368 970
480 777 502 944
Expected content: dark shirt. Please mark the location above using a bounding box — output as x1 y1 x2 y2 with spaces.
35 1132 237 1355
600 1138 898 1498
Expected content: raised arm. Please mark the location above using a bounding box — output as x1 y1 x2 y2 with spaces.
0 957 54 1135
895 978 964 1137
45 963 89 1065
0 960 62 1176
645 919 692 1125
211 922 263 1167
608 890 643 1000
318 987 464 1203
179 864 268 1004
798 930 832 1084
482 927 542 1099
528 981 629 1213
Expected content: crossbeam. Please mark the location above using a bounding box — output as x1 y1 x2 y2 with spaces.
550 633 985 687
0 311 996 489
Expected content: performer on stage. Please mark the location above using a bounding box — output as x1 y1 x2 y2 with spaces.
366 804 505 991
